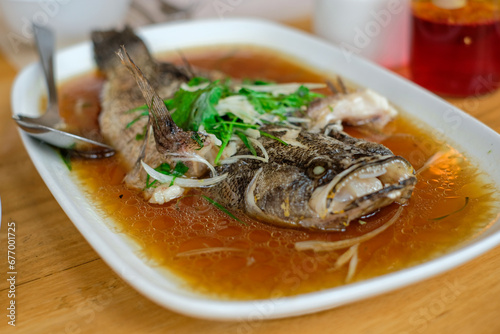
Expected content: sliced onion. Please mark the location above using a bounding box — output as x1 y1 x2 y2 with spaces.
244 128 260 139
333 244 359 270
295 206 404 252
327 243 360 283
248 138 269 162
179 82 209 92
416 151 448 175
216 95 262 124
286 117 311 123
220 137 269 164
175 247 244 257
141 160 227 187
345 244 359 282
323 121 344 136
220 155 268 164
175 153 217 177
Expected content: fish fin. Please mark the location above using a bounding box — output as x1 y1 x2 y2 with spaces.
177 50 197 78
117 46 190 153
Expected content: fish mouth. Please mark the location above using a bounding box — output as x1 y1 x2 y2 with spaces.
305 156 416 230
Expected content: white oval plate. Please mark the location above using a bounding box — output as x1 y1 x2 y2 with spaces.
11 19 500 320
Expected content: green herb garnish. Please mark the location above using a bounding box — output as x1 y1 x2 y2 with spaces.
145 161 190 189
168 81 223 131
187 76 210 87
259 130 289 146
191 132 204 150
59 149 72 171
126 110 149 129
200 195 246 225
127 78 323 156
135 124 148 141
239 85 322 117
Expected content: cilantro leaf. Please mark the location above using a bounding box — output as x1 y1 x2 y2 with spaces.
169 82 222 131
187 76 210 87
126 79 324 161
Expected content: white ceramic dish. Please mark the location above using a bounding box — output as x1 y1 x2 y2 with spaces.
11 19 500 320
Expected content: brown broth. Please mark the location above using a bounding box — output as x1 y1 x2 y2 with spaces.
60 46 499 300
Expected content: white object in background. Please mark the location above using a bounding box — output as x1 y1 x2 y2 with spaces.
167 0 314 21
0 0 131 48
314 0 411 68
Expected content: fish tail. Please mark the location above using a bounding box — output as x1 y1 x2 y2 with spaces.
92 27 153 73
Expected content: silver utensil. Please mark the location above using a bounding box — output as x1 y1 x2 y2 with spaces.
12 24 114 159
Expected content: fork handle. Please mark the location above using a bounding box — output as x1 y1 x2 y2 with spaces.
33 24 60 123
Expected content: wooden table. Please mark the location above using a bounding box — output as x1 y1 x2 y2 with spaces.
1 21 500 334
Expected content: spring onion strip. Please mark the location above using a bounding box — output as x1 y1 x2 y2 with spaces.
141 161 227 187
295 206 404 252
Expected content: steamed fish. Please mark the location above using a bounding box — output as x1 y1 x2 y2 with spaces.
205 127 415 231
93 28 416 231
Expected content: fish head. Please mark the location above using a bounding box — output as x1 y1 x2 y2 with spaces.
241 128 416 231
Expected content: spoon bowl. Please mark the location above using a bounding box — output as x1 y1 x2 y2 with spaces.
12 24 114 159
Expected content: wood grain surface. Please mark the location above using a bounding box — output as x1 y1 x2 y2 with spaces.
1 20 500 334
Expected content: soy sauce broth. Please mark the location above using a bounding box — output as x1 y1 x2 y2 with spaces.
60 46 499 299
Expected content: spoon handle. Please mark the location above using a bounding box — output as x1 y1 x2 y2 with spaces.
33 24 61 125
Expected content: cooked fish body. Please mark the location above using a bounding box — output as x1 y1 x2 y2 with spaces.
92 28 221 192
92 27 190 169
307 89 398 132
94 28 416 231
206 127 416 231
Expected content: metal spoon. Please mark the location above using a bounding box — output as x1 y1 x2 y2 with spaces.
12 24 114 159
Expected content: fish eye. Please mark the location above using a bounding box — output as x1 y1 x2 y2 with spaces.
306 158 331 178
313 166 325 175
